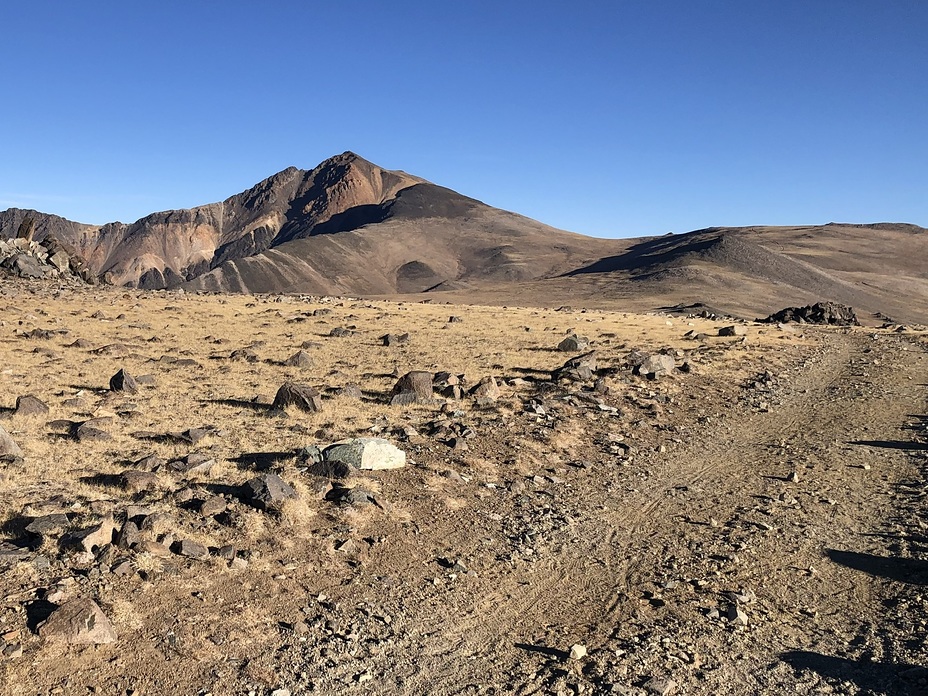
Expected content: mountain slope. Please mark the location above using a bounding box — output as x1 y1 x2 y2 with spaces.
1 156 926 323
430 223 928 323
0 152 613 293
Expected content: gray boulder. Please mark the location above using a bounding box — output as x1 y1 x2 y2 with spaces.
557 334 590 352
638 354 676 379
390 371 433 405
323 438 406 471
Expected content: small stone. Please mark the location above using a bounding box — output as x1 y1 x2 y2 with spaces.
174 539 209 559
718 325 747 337
39 598 117 644
569 644 587 660
787 471 800 483
638 354 675 379
109 369 139 393
272 382 323 412
0 424 24 459
14 395 49 418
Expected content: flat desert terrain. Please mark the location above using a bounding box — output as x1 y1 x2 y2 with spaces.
0 278 927 695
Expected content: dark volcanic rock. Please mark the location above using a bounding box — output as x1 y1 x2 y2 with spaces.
762 302 859 326
242 473 298 511
272 382 323 412
110 368 139 393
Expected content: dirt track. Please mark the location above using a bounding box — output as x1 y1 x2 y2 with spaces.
346 328 928 695
364 329 928 695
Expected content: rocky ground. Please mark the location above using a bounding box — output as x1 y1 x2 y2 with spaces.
0 277 926 695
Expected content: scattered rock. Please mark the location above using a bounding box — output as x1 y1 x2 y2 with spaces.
14 395 49 418
272 382 323 412
569 644 587 660
558 334 590 352
243 473 298 511
109 368 139 393
762 301 859 326
39 598 117 644
638 353 675 379
390 371 433 405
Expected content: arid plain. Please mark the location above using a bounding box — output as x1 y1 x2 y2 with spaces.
0 275 926 695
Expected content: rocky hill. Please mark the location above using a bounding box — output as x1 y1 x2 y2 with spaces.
1 155 926 322
0 153 613 293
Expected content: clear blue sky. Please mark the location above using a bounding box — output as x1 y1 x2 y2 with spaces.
1 1 926 238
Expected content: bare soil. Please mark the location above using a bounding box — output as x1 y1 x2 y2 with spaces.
0 278 927 695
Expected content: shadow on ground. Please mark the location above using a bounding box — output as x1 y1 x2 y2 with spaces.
782 651 928 695
826 549 928 585
849 440 928 451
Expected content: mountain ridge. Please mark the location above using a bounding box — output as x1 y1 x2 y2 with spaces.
1 154 927 323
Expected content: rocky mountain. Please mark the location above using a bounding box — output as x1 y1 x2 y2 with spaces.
0 153 613 294
1 154 926 323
